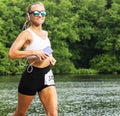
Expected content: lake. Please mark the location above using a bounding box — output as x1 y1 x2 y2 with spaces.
0 74 120 116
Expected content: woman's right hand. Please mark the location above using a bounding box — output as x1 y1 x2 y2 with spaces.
34 50 49 60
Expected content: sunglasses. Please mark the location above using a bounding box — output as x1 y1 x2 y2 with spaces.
29 11 46 17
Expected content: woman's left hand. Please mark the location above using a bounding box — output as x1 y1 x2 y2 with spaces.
49 56 56 66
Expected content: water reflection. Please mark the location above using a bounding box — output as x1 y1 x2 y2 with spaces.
0 75 120 116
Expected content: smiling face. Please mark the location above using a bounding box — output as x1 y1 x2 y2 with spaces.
28 3 46 26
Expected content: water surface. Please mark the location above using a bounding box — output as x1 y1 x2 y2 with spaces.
0 74 120 116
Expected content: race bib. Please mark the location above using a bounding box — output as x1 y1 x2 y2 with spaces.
44 70 55 85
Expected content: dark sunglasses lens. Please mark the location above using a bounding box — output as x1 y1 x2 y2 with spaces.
32 11 46 16
41 11 46 16
33 11 40 16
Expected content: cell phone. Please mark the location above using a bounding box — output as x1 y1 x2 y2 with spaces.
43 46 53 54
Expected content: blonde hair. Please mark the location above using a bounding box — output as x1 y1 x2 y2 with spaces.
22 2 45 30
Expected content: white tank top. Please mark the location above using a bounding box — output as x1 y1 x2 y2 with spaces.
25 28 52 59
25 28 51 50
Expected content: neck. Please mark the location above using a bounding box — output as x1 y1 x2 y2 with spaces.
31 25 42 32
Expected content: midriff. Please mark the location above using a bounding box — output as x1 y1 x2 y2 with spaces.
27 57 50 68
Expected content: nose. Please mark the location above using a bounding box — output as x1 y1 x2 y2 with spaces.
38 13 42 17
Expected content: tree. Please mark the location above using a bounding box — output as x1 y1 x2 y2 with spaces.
0 0 120 75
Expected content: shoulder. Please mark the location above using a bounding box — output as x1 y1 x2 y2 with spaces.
22 29 32 37
17 29 32 41
17 29 29 38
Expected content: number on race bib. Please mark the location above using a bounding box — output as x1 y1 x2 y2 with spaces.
44 70 55 85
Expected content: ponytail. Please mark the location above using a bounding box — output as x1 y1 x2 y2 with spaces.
22 19 31 31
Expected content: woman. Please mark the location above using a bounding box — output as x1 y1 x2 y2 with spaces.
8 2 58 116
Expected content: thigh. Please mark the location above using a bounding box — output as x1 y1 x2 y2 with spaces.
38 86 58 112
16 92 34 113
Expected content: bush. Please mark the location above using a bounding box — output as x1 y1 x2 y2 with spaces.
90 54 120 73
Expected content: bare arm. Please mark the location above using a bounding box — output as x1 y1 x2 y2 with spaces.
8 31 33 59
8 30 48 60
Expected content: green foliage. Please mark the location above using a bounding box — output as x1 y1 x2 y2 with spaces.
0 43 23 75
44 0 79 73
91 54 120 73
75 68 99 75
96 2 120 53
0 0 120 75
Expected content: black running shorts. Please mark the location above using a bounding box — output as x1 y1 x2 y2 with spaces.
18 65 55 95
